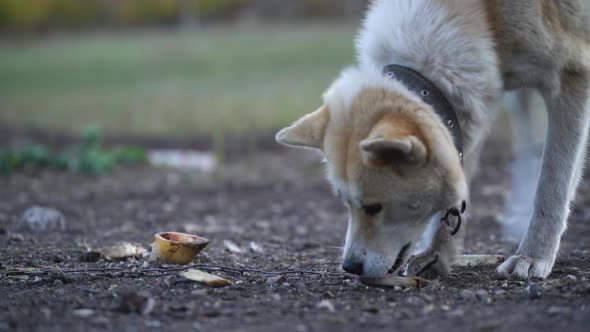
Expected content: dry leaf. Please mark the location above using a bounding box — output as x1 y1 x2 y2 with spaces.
317 299 335 312
180 269 231 287
450 255 506 268
360 276 428 288
99 242 147 260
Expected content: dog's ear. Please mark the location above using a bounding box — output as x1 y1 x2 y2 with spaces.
275 105 329 149
360 136 427 165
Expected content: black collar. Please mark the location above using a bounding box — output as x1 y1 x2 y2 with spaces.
383 64 463 163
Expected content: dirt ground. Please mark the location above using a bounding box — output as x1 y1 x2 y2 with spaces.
1 127 589 332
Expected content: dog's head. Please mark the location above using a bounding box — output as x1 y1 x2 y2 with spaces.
276 68 467 278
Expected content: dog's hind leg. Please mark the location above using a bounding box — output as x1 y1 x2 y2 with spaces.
497 68 590 279
500 89 544 243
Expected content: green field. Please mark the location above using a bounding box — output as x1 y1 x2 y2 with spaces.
0 23 356 136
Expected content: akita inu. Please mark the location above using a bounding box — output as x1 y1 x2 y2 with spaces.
276 0 590 280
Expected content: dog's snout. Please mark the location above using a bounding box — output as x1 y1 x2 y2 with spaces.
342 260 364 275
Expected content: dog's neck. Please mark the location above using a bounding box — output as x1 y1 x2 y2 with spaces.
356 0 504 157
383 64 464 163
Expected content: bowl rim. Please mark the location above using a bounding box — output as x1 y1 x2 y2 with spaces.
154 231 209 245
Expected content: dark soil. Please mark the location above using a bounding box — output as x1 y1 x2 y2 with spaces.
1 128 589 332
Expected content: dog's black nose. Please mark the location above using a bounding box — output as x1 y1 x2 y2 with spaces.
342 261 364 275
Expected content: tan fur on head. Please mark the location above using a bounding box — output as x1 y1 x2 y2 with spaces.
360 112 429 167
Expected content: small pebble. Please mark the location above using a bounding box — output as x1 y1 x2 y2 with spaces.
566 275 578 283
8 233 24 242
73 309 95 318
119 290 155 315
317 299 335 312
223 240 243 254
545 279 567 288
295 324 308 332
144 320 161 328
460 289 477 302
90 316 110 328
52 255 65 263
18 206 66 232
407 296 424 306
40 307 51 319
249 241 264 253
527 283 543 300
191 289 207 296
448 309 465 317
546 306 572 315
79 252 102 263
266 275 286 285
362 306 379 314
48 270 71 283
475 289 493 304
423 304 435 314
574 283 590 294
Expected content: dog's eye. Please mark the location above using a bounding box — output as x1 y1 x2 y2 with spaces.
363 204 383 216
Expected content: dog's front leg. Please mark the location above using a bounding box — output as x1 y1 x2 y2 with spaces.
406 212 465 279
497 70 590 279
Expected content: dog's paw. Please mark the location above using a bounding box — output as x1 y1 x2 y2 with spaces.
496 255 554 280
405 250 450 279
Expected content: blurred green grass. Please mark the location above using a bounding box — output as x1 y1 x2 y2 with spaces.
0 23 356 136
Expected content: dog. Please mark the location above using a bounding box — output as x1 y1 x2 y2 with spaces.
276 0 590 280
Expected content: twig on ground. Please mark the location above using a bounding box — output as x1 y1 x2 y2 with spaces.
0 264 341 280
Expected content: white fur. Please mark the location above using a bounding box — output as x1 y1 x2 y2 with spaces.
356 0 503 156
323 66 422 117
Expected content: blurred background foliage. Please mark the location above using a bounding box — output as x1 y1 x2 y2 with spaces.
0 0 366 33
0 127 146 175
0 0 368 175
0 1 365 139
